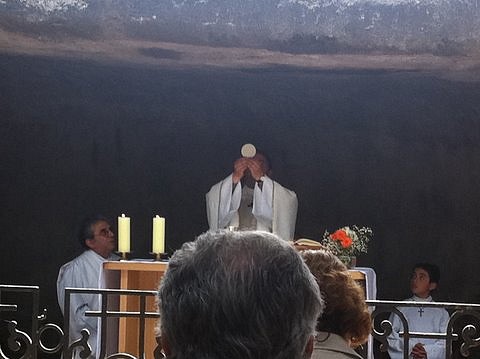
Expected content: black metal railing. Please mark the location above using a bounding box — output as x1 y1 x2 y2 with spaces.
63 287 159 359
0 284 59 359
0 285 160 359
2 284 480 359
367 300 480 359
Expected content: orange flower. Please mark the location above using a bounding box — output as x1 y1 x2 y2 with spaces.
331 229 353 248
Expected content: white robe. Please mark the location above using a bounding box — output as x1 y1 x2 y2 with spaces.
387 295 450 359
206 174 298 241
57 249 120 358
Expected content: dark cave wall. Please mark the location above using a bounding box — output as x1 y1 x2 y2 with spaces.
1 54 480 334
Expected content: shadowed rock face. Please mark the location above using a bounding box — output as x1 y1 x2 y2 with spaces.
2 0 480 56
3 1 480 335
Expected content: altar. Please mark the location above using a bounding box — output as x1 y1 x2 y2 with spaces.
350 266 377 301
103 260 168 359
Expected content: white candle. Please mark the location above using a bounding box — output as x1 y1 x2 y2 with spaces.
152 215 165 254
118 213 130 253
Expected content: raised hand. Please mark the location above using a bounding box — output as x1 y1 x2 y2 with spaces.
247 158 266 181
232 158 249 184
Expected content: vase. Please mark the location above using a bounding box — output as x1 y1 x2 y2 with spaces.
339 255 357 269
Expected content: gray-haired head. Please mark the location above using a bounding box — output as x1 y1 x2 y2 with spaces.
158 230 323 359
77 215 110 249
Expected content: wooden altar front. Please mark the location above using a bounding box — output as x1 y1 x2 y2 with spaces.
103 261 168 359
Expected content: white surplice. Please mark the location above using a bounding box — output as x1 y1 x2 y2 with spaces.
206 174 298 241
387 295 450 359
57 249 120 358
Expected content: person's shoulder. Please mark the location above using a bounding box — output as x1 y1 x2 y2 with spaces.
207 174 233 192
312 333 363 359
311 349 360 359
59 251 83 265
390 297 416 316
432 301 449 316
59 250 92 270
271 178 297 196
57 251 88 283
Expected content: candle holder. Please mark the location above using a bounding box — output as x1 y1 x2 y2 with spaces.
151 252 169 261
118 252 130 261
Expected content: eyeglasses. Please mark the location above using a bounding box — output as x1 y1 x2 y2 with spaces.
95 228 113 237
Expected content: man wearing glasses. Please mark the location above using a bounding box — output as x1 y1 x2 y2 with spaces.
56 215 120 358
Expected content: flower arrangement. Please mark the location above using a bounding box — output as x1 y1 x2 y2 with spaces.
322 225 373 258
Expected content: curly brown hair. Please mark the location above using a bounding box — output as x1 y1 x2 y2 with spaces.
301 249 372 347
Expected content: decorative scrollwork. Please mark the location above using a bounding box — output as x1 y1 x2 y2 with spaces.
377 319 393 352
447 308 480 358
106 353 139 359
1 320 33 359
38 323 64 354
65 329 92 359
460 324 480 357
37 308 47 322
370 304 409 355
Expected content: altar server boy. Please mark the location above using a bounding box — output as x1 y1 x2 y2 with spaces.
387 263 450 359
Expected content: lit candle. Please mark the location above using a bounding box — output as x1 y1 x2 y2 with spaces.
152 215 165 254
118 213 130 253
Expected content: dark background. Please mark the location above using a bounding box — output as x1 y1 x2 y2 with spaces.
2 35 480 359
2 1 480 358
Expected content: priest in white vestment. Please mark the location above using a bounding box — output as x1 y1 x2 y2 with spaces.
206 151 298 241
57 216 120 359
